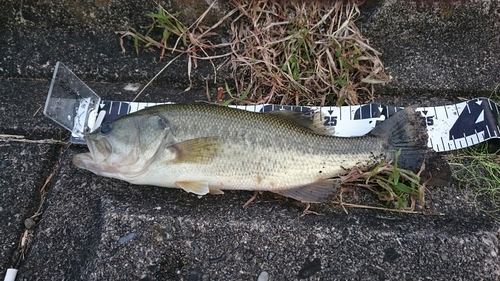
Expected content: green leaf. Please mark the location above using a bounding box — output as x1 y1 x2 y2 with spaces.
240 86 250 100
335 47 341 58
224 82 234 99
133 36 139 55
353 44 361 55
146 12 162 19
392 149 401 185
376 179 392 192
393 182 414 194
222 98 234 106
161 20 175 31
182 34 188 47
394 149 401 169
395 196 406 209
163 29 171 42
393 168 400 186
338 58 354 71
336 96 346 107
175 21 185 33
336 77 347 87
145 24 155 37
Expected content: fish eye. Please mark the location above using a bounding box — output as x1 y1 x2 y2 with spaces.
100 122 113 134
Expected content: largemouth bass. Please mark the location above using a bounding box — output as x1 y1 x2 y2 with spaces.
72 104 429 203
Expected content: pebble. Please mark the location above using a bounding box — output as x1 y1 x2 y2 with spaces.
118 232 135 244
193 242 201 256
209 253 226 264
24 218 36 229
257 271 269 281
267 252 275 260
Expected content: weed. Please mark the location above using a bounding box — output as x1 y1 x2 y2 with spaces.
118 6 188 60
220 82 251 106
339 150 426 211
449 142 500 220
116 2 236 99
447 86 500 220
229 0 390 106
117 0 388 106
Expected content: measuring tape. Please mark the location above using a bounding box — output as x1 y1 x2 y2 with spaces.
44 62 500 152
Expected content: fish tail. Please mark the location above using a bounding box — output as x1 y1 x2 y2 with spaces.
369 107 429 172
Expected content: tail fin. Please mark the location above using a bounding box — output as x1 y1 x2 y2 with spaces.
369 107 429 172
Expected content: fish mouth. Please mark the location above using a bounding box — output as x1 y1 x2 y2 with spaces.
72 136 110 172
72 135 150 180
72 151 121 177
72 135 98 169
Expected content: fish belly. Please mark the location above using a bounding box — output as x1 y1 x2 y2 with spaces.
134 141 380 192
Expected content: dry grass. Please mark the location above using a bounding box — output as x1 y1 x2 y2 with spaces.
228 0 390 106
118 0 390 106
116 0 237 95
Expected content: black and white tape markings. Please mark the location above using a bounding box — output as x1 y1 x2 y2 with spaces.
45 62 499 152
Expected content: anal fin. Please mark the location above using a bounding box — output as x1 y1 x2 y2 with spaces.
209 187 224 195
273 179 341 203
176 180 210 195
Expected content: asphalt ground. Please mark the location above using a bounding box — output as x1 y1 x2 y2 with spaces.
1 0 500 280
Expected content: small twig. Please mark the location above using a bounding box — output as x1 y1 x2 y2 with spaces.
0 136 69 145
0 134 24 139
33 106 42 117
331 201 444 215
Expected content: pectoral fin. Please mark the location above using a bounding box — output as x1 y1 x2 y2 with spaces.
169 137 221 164
273 179 341 203
176 180 210 195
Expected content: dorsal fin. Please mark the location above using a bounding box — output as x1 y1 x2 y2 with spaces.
268 110 334 135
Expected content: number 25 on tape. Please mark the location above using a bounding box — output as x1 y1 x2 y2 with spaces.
323 116 338 126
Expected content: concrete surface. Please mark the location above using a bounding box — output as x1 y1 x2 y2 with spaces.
358 0 500 96
1 0 499 280
0 143 58 272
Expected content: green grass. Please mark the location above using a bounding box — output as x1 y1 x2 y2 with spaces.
340 149 426 211
448 85 500 220
117 6 188 61
220 82 250 106
449 142 500 220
